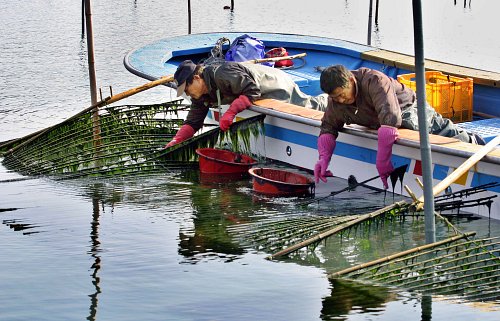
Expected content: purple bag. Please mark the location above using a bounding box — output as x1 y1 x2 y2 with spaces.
225 34 273 66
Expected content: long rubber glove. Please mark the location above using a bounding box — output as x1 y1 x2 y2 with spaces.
164 124 195 148
314 133 336 183
219 95 252 131
376 126 399 189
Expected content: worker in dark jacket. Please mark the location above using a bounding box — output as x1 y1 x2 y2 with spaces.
164 60 328 148
314 64 483 188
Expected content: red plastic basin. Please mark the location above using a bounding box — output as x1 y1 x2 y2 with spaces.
248 167 315 196
195 148 257 175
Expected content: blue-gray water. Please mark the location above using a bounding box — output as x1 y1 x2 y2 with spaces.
1 1 499 320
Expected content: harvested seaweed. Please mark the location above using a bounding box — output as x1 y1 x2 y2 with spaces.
1 100 265 179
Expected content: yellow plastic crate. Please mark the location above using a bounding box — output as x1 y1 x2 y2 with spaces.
397 71 473 123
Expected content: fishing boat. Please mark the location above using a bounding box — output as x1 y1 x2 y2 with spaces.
124 32 500 220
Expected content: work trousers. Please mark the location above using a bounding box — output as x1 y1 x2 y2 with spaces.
401 100 472 143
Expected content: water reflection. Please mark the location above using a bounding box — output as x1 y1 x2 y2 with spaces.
321 279 397 320
2 207 42 235
178 172 250 263
84 186 104 321
3 218 40 235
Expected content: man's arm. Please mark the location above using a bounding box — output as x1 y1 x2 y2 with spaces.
164 101 209 148
365 73 402 128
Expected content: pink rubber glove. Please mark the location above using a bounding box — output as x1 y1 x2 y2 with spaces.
164 124 195 148
314 133 336 183
219 95 252 131
376 126 399 189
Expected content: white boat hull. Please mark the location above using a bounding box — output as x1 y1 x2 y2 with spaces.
210 105 500 220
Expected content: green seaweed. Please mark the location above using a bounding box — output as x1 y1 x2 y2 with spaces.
1 101 266 179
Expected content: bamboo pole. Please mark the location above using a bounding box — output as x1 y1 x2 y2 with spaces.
329 232 475 278
409 178 462 235
392 260 500 288
84 0 102 158
367 0 373 45
1 53 305 154
364 239 500 282
415 135 500 210
2 76 174 156
187 0 192 34
267 201 407 259
349 236 500 279
244 53 307 64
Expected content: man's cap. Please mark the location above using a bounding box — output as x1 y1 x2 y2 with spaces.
174 60 197 97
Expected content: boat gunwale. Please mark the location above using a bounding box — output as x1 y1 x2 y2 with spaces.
124 31 500 89
248 102 500 167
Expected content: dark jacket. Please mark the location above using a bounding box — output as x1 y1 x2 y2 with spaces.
320 68 416 137
185 62 327 131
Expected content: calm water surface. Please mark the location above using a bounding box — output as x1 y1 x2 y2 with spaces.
1 1 499 320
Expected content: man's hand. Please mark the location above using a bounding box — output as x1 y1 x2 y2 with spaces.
219 95 252 131
376 126 399 189
314 158 333 183
314 133 336 183
163 124 195 149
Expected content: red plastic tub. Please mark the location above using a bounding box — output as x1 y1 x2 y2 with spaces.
195 148 257 175
248 167 315 196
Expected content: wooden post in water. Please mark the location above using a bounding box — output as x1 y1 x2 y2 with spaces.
84 0 102 153
231 0 234 10
367 0 373 45
81 0 85 36
412 0 435 243
188 0 192 34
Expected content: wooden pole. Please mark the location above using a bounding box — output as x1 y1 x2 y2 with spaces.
188 0 192 34
3 76 175 156
375 0 380 24
267 201 407 259
243 53 307 64
329 232 475 278
416 135 500 210
84 0 98 106
81 0 85 36
84 0 101 153
367 0 373 45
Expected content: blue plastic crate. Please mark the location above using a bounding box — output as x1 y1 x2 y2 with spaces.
457 118 500 143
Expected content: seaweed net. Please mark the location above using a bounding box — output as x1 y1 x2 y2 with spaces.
0 101 265 179
228 201 409 259
330 233 500 303
229 197 499 302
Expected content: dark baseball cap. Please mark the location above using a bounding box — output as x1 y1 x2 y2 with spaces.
174 60 197 96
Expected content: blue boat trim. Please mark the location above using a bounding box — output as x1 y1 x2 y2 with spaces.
264 124 316 149
265 123 411 169
471 173 500 193
264 124 500 193
433 164 450 181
